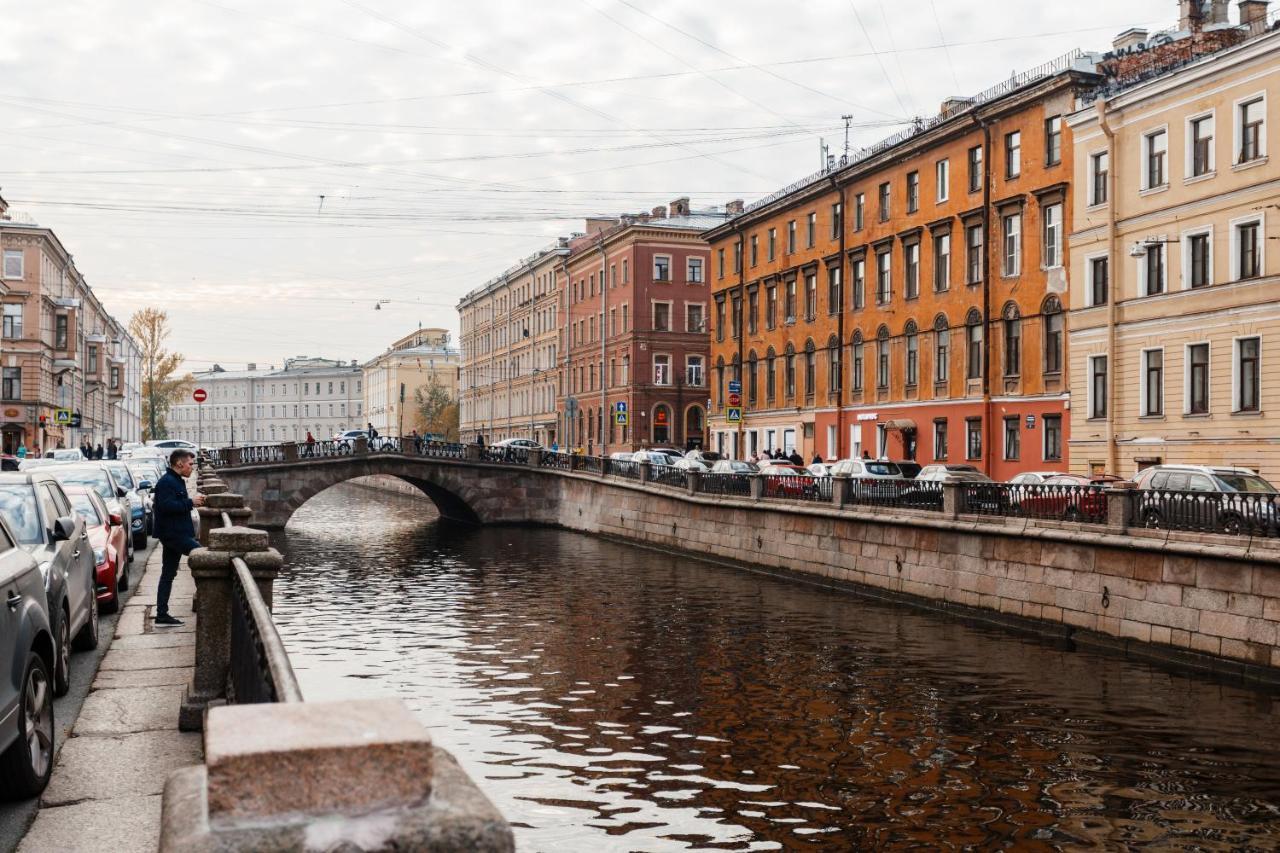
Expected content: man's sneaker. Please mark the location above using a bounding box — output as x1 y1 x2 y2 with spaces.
154 613 184 627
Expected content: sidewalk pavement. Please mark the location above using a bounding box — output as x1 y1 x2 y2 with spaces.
17 548 201 853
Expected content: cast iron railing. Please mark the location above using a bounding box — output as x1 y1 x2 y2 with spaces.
649 465 686 489
1134 488 1280 537
579 455 605 474
539 451 571 470
846 478 944 510
606 459 640 479
697 473 752 497
761 474 821 502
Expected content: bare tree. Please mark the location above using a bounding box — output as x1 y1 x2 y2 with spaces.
129 308 192 440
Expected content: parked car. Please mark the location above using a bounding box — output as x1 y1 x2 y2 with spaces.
45 465 134 564
759 463 817 498
0 455 18 472
1133 465 1280 534
684 449 723 468
64 486 128 613
1008 470 1068 485
102 461 150 550
892 461 923 479
1014 473 1119 521
710 460 759 475
809 462 836 477
491 438 541 450
673 457 710 472
44 449 84 462
608 451 637 462
0 512 55 800
631 450 675 466
145 439 198 451
916 464 992 483
126 462 159 533
332 429 393 452
0 472 97 697
830 459 905 480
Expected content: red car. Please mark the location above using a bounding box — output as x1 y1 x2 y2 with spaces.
760 463 818 499
1015 473 1120 521
65 486 129 613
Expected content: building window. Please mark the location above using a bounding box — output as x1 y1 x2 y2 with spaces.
87 345 98 374
876 327 890 389
766 351 777 401
936 159 949 202
653 355 671 386
687 257 704 283
1045 115 1062 165
966 312 983 380
1088 256 1109 306
1144 128 1168 189
906 171 919 213
717 249 725 279
785 279 797 322
1235 219 1262 280
878 182 890 222
1190 113 1214 177
1089 355 1108 418
827 266 841 315
933 232 950 292
1042 203 1062 268
851 257 865 309
1090 151 1109 205
1 367 19 401
110 366 120 389
827 338 840 396
851 336 864 392
1142 349 1164 416
1003 307 1020 377
804 272 817 321
854 193 865 231
966 418 982 460
55 315 67 350
1188 343 1210 414
966 223 983 284
747 289 758 334
686 303 704 333
968 145 983 193
904 243 919 299
1239 95 1266 163
1144 244 1165 295
766 285 777 329
1 304 21 339
1044 296 1063 373
1005 131 1021 178
1042 415 1062 461
687 355 704 387
1003 417 1020 460
806 212 816 248
1188 231 1211 288
785 346 796 398
1236 337 1261 412
787 220 797 253
934 316 950 383
731 295 742 338
905 323 919 386
804 341 816 399
933 419 948 460
2 250 22 280
831 202 842 237
876 250 892 304
1002 212 1021 276
715 299 725 342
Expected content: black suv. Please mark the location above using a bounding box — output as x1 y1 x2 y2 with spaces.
0 472 98 696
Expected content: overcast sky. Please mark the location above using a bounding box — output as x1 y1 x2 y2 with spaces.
0 0 1174 372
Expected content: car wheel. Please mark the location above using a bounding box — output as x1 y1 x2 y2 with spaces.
1221 514 1244 536
1063 507 1083 522
52 607 70 697
132 530 147 551
73 591 99 651
100 577 120 615
118 559 129 592
0 652 54 800
1142 509 1163 529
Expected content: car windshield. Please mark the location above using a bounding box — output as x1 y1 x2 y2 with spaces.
127 466 153 484
68 492 103 526
51 468 113 500
699 452 723 462
106 464 135 489
1214 473 1277 494
866 462 901 476
0 485 42 544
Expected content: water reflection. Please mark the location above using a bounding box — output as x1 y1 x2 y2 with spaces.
270 483 1280 851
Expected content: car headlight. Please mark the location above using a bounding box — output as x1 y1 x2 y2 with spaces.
94 548 106 564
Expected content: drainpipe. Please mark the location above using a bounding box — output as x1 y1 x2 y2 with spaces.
1098 98 1119 475
830 174 846 460
974 112 994 478
734 224 746 459
559 256 572 450
598 237 608 456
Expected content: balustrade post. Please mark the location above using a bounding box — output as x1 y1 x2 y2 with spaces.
464 444 482 462
568 452 580 471
638 460 652 484
686 470 700 496
942 480 962 518
354 436 368 456
1105 483 1135 534
749 474 764 501
832 475 851 509
225 447 244 467
280 442 299 462
528 448 542 468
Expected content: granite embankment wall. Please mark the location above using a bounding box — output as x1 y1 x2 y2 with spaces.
548 471 1280 685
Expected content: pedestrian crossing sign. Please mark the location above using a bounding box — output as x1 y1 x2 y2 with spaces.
54 409 71 425
615 410 629 425
727 407 742 423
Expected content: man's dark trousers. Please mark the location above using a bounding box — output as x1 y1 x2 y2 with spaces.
158 535 200 618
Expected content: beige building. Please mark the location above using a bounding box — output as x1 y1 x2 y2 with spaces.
458 239 566 445
1066 4 1280 478
0 196 142 453
363 328 459 437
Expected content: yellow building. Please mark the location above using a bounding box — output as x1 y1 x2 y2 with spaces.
1066 9 1280 479
362 328 459 438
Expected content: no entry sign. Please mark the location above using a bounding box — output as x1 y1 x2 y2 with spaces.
192 388 208 403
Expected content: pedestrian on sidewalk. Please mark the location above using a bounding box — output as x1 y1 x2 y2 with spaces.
153 448 206 627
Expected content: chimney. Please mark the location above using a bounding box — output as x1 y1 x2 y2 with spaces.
651 205 667 220
637 212 651 223
725 199 745 215
1112 27 1149 50
1180 0 1231 29
584 216 614 235
940 96 974 117
668 196 690 217
1239 0 1269 27
247 362 256 371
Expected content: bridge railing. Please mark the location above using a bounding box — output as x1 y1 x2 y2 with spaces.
697 472 753 497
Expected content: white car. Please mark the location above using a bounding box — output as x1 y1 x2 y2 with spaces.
608 452 636 461
44 449 86 462
916 464 993 483
673 457 710 472
631 450 674 466
332 429 393 451
710 459 759 475
145 439 198 451
1008 470 1066 485
492 438 541 450
829 459 904 480
809 462 836 477
683 449 723 467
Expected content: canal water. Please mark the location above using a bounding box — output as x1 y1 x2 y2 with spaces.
271 483 1280 851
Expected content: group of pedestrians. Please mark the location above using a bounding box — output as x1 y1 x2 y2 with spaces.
749 448 810 466
76 439 119 459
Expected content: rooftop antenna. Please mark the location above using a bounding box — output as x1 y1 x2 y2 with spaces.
842 114 853 159
317 194 326 213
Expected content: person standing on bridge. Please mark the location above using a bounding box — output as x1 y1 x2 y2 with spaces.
153 448 206 627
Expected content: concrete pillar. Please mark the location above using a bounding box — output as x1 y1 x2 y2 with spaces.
638 460 652 483
281 443 299 462
942 481 962 518
225 447 244 467
568 452 580 471
686 470 700 496
464 444 482 463
749 474 764 501
528 448 542 468
198 493 251 546
1105 484 1135 534
354 436 368 456
832 476 850 509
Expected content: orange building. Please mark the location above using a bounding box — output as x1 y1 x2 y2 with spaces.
705 52 1101 479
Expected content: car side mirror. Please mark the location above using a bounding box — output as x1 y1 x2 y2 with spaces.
138 480 152 490
116 487 127 498
52 516 76 542
109 513 122 526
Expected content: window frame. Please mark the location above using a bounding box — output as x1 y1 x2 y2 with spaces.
1089 149 1109 206
653 254 672 282
936 158 949 203
1181 225 1214 290
1003 416 1020 461
1042 414 1062 462
686 256 704 283
967 145 983 193
1235 91 1267 165
1045 115 1063 166
1186 342 1211 415
1004 130 1021 179
1084 252 1109 308
1142 126 1169 191
1229 212 1265 281
1140 242 1167 296
1001 211 1021 277
1186 110 1216 179
2 250 23 280
903 241 920 300
1140 347 1164 417
1041 202 1063 269
1088 354 1108 419
933 231 951 292
653 353 672 387
1233 335 1261 413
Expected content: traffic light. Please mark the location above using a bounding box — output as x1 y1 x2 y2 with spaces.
38 415 46 427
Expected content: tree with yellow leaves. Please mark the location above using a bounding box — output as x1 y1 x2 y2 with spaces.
128 308 193 441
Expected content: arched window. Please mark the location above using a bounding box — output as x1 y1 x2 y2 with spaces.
826 335 841 397
1042 295 1064 373
685 405 704 445
731 352 741 384
804 339 817 400
1002 302 1021 377
784 343 797 399
876 325 891 389
850 331 864 393
766 346 777 402
747 350 759 406
966 308 984 380
904 320 919 387
715 356 726 409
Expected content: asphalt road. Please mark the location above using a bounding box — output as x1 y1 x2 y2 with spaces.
0 537 157 853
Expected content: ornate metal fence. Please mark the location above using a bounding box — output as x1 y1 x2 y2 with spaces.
847 478 945 511
649 465 687 489
697 473 752 497
1134 488 1279 537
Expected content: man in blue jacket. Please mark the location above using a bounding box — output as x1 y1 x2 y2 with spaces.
152 449 206 626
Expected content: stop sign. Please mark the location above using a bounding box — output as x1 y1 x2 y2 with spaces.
192 388 207 403
727 392 741 406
